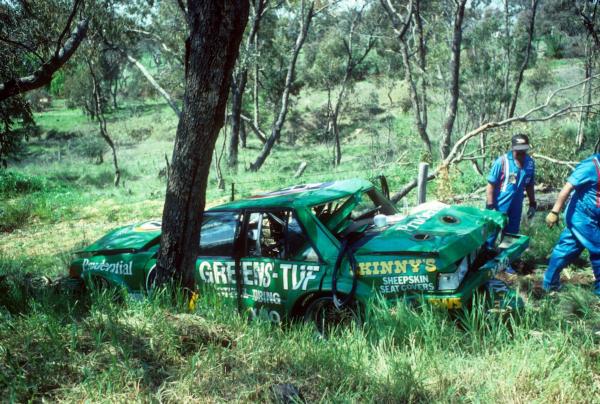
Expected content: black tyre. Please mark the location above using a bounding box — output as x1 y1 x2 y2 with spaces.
303 296 362 336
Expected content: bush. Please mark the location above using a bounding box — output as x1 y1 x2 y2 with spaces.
72 133 108 163
0 200 33 232
128 127 152 143
0 171 49 197
543 34 565 59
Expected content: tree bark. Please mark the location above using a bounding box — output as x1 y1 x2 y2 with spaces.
577 42 593 150
248 1 314 172
507 0 539 118
329 9 375 166
155 1 249 290
381 0 432 155
502 0 512 117
0 19 89 101
440 0 467 160
89 63 120 187
228 0 267 168
228 70 247 168
126 53 182 117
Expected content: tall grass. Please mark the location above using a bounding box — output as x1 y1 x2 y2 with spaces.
1 265 598 402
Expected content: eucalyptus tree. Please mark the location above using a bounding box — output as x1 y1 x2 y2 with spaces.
155 1 249 289
0 0 89 165
228 0 268 169
304 2 378 166
248 0 315 172
380 0 433 156
439 0 467 160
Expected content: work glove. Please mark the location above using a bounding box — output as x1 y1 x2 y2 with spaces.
546 211 559 228
527 202 537 220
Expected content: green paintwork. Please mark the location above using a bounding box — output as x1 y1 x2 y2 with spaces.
69 179 529 321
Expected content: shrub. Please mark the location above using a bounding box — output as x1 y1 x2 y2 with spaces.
0 171 49 197
543 34 565 59
72 133 108 163
0 200 33 232
128 127 152 143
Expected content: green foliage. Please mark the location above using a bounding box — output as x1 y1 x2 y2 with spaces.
534 125 579 187
543 34 566 59
72 132 108 163
526 62 555 103
0 171 50 197
50 70 65 97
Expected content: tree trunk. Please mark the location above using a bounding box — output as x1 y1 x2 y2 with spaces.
227 0 266 168
400 40 431 155
240 120 247 147
503 0 512 117
381 0 432 155
577 43 593 150
89 63 120 187
155 1 249 290
248 1 314 172
228 70 247 168
440 0 467 160
507 0 539 118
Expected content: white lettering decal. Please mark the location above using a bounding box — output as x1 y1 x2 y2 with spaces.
397 208 443 231
82 259 134 276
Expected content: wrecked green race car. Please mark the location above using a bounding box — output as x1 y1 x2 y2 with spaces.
69 179 528 325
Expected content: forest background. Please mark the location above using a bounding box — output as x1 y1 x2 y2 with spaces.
1 0 599 401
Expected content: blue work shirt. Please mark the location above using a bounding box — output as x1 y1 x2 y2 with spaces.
487 152 535 233
564 154 600 254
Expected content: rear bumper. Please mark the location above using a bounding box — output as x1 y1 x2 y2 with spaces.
423 233 530 309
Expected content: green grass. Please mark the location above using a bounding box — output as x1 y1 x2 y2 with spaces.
0 274 598 402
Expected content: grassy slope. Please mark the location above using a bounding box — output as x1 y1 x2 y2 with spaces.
1 58 599 402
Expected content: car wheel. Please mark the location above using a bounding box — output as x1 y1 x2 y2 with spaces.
303 296 361 336
87 275 125 303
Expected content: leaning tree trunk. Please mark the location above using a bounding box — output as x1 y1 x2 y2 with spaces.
248 0 314 172
155 1 249 290
507 0 539 118
228 71 247 168
577 43 593 150
440 0 467 160
227 0 266 168
381 0 432 155
89 63 120 187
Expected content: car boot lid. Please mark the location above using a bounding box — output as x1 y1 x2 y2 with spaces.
353 204 506 269
79 220 162 254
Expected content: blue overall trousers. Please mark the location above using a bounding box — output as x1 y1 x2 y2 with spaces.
543 154 600 296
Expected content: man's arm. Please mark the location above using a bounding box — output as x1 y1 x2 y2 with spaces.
551 182 573 213
546 182 574 227
486 183 496 209
525 183 536 206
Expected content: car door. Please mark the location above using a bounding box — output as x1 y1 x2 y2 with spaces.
240 209 323 323
195 211 243 303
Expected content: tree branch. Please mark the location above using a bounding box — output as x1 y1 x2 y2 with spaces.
0 35 45 63
125 53 182 118
55 0 82 58
390 75 600 202
531 153 578 170
239 113 267 143
0 18 89 101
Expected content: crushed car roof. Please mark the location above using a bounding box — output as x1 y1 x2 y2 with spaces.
213 178 373 210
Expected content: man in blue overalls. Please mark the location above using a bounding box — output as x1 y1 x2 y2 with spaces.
486 134 537 249
544 154 600 296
